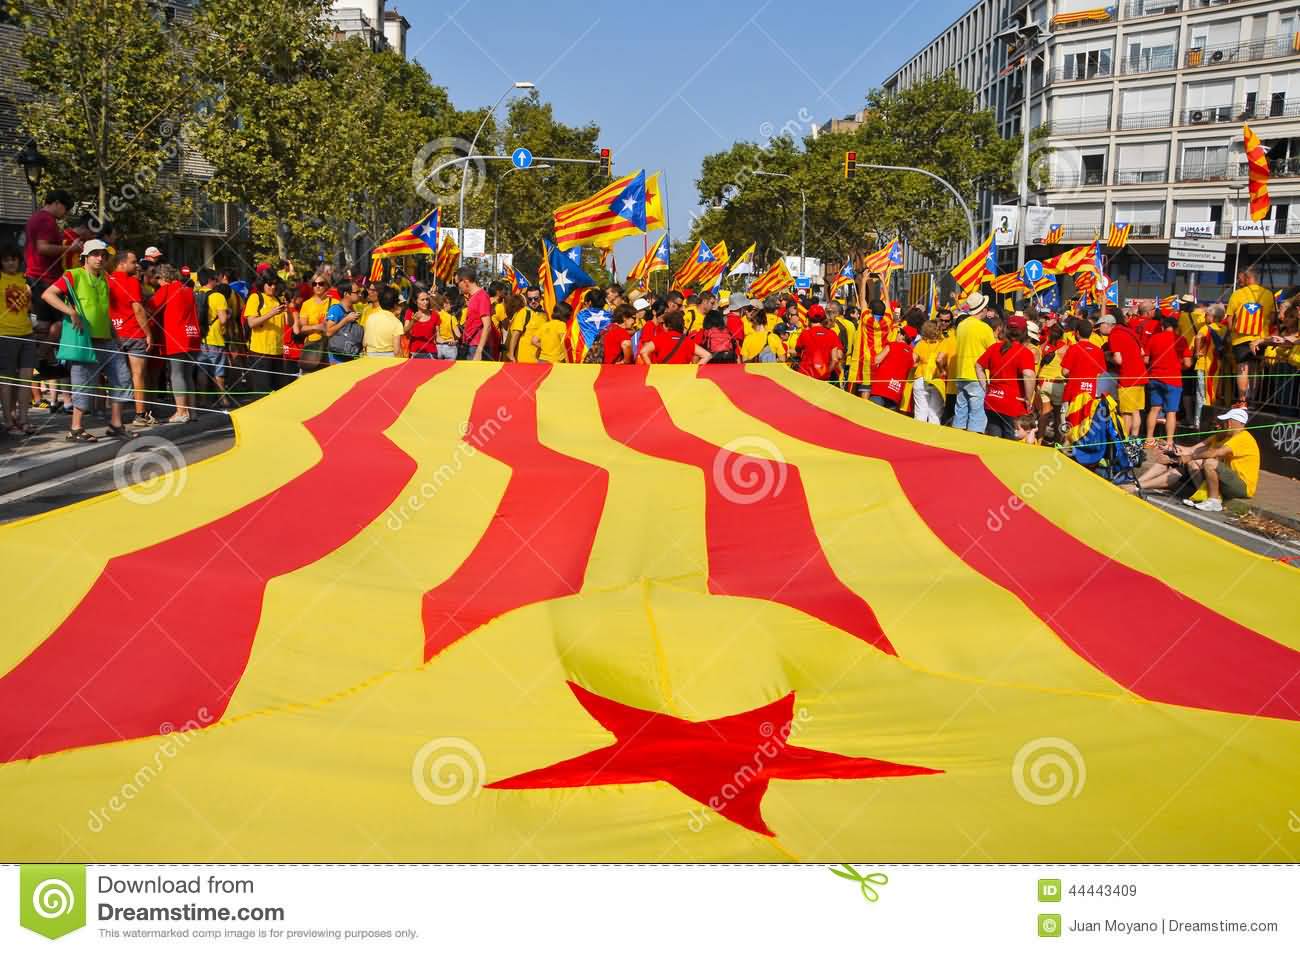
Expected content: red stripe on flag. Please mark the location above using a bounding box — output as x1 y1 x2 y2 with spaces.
422 364 609 659
703 367 1300 722
594 365 895 655
0 362 446 763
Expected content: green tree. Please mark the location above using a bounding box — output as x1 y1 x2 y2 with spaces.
18 0 197 236
188 0 338 261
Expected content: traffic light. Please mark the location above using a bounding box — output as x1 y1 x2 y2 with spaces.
599 148 611 178
844 150 857 179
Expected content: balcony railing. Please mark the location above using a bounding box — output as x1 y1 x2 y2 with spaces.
1124 0 1182 19
1176 163 1234 183
1117 108 1174 130
1049 170 1108 188
1050 61 1114 83
1184 34 1300 70
1119 50 1180 76
1052 114 1112 134
1112 167 1169 185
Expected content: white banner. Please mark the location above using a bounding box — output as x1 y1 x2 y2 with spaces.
1233 220 1275 238
783 256 821 281
438 227 487 256
4 864 1296 951
991 205 1055 245
1174 221 1218 239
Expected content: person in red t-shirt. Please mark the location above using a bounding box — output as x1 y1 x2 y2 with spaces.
1060 317 1108 405
1103 310 1147 435
976 315 1037 439
147 265 201 423
869 336 914 410
107 250 155 425
793 313 844 381
602 303 637 364
1143 313 1191 449
456 267 498 360
637 311 712 364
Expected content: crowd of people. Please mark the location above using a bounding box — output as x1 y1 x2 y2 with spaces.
3 190 1292 512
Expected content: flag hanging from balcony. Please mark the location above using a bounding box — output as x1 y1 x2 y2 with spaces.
1243 124 1271 222
1051 8 1112 27
950 232 997 294
1107 223 1131 248
1043 224 1064 244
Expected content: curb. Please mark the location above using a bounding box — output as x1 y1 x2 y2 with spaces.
0 414 229 496
1238 502 1300 534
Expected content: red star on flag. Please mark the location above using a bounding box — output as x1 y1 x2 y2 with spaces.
487 682 940 836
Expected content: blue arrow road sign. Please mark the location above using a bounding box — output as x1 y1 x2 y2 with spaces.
511 148 533 170
1023 259 1044 283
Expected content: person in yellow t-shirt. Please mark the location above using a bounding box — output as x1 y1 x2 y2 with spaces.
909 320 944 424
433 293 460 360
244 273 288 399
0 245 35 433
198 278 231 408
934 310 957 412
508 287 547 363
362 286 405 357
952 296 997 432
1137 407 1258 509
490 281 511 333
1224 266 1276 403
740 310 787 363
532 302 572 364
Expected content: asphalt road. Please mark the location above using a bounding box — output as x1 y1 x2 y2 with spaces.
2 425 1298 563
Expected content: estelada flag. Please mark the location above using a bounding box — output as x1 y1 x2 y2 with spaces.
747 257 795 299
1 362 1297 860
672 239 718 291
371 208 441 259
1243 123 1271 221
691 240 730 292
627 233 669 285
538 238 594 317
554 170 665 250
950 232 996 293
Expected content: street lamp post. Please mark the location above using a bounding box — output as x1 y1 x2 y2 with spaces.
16 140 47 211
493 163 552 269
459 81 535 258
856 163 978 251
753 170 807 276
996 21 1054 271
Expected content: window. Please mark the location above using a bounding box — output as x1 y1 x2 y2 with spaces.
1112 201 1165 235
1184 79 1235 122
1120 85 1173 126
1115 142 1169 182
1057 203 1105 234
1053 91 1111 130
1058 38 1113 79
1190 19 1241 53
1082 152 1106 184
1125 28 1178 72
1181 143 1231 179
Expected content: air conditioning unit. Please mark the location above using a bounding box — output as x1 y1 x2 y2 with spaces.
1190 110 1209 124
1210 49 1226 64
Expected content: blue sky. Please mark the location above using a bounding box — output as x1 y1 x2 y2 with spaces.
401 0 974 270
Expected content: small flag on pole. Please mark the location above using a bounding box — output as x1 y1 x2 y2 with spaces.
1243 123 1271 222
950 232 997 293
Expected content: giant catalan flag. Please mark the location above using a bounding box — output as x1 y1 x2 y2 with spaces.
1 361 1297 861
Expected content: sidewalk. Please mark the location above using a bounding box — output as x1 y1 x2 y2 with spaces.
1239 470 1300 531
0 405 230 496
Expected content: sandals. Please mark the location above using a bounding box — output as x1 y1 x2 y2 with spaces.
66 428 98 443
104 425 129 439
5 423 37 437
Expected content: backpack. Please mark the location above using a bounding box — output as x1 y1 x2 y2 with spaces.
702 326 737 364
583 327 607 364
754 333 780 363
195 288 211 337
327 305 364 358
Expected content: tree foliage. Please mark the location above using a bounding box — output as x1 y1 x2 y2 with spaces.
692 72 1043 272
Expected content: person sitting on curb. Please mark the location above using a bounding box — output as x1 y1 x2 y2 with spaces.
1134 408 1260 512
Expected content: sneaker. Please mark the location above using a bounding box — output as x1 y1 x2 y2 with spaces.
1193 498 1224 513
130 413 157 429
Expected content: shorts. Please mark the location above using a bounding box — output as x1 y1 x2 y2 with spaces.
985 410 1019 440
118 336 150 357
1232 341 1258 365
26 278 60 328
1039 380 1064 406
0 334 37 374
169 352 197 395
1118 385 1146 414
69 339 131 410
1147 380 1182 411
868 394 899 409
198 343 227 377
1218 465 1250 501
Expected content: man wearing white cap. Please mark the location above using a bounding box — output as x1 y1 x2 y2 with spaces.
40 239 130 440
1135 407 1259 511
